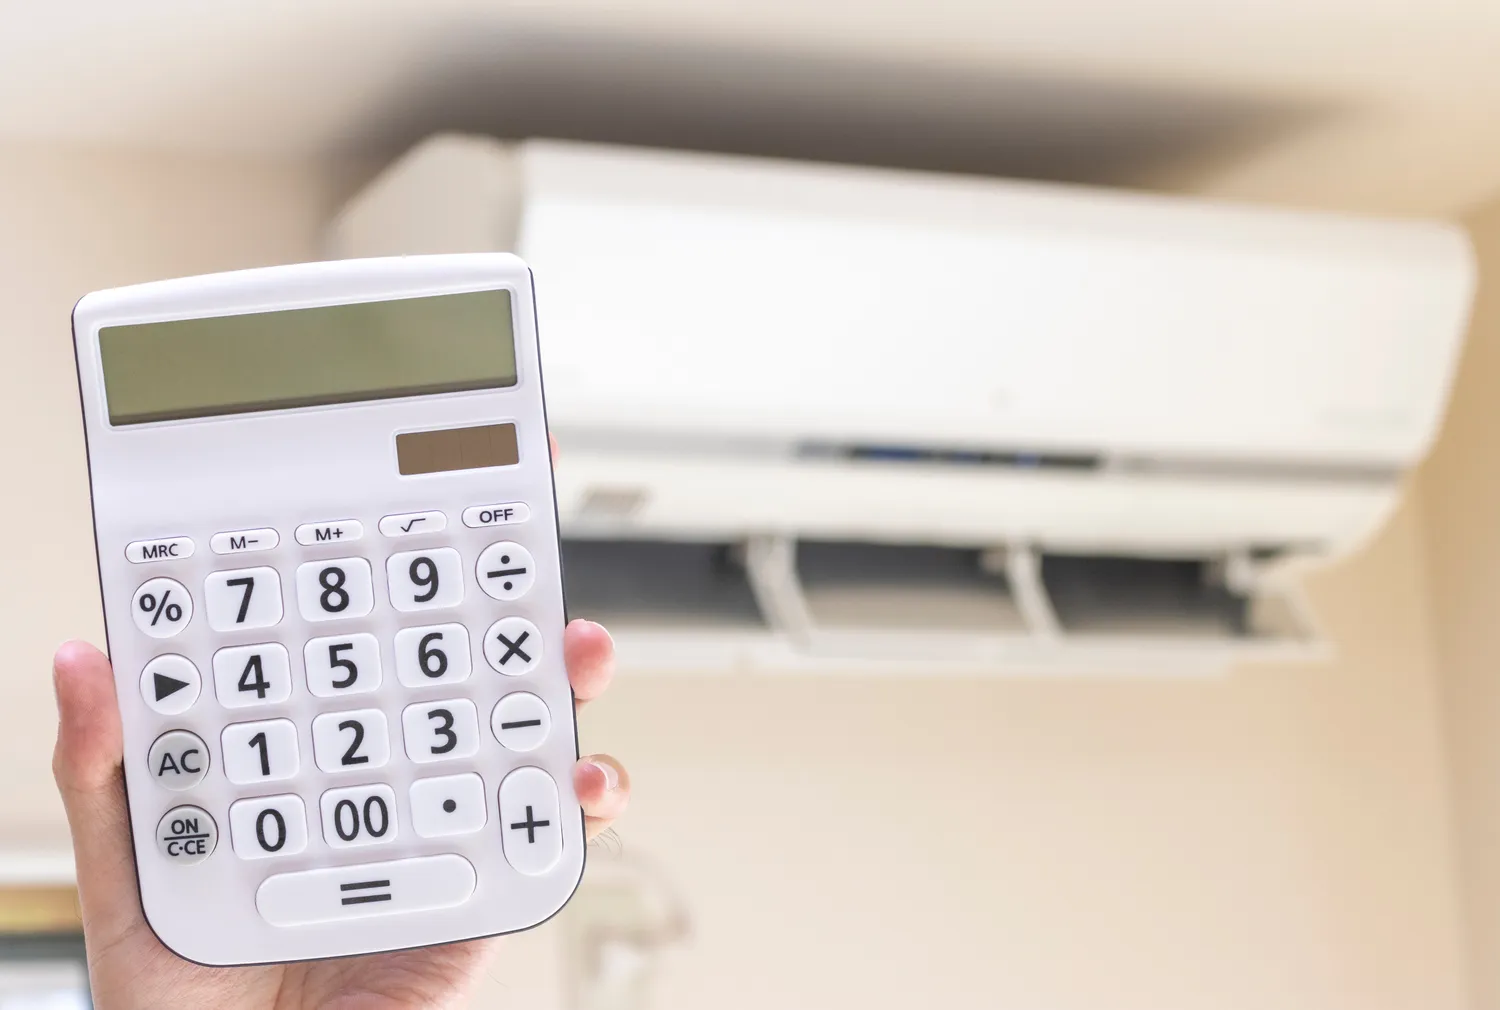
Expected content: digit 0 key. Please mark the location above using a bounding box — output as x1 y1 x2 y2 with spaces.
72 255 580 966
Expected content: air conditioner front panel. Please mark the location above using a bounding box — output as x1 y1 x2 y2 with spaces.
324 135 1469 676
553 450 1397 556
518 142 1475 469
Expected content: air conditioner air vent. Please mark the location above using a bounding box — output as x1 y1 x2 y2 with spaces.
1040 554 1249 638
797 541 1025 633
560 535 1325 674
560 539 763 631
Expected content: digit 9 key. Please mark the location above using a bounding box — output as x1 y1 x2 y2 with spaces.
71 254 582 965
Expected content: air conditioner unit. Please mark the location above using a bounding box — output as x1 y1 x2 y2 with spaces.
327 135 1476 674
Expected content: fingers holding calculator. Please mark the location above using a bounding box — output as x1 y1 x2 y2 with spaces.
52 618 628 1008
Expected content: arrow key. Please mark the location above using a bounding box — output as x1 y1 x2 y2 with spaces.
140 655 201 715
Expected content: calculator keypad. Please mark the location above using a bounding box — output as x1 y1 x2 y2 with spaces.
126 507 569 942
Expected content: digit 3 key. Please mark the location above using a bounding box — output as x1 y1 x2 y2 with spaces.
72 255 582 965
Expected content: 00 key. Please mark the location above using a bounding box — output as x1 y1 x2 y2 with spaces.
320 784 398 849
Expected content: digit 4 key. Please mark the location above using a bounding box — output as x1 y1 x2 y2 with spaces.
72 255 582 965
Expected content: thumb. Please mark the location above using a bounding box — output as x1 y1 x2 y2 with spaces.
52 640 144 945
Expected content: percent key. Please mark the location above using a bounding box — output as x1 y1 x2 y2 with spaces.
132 577 193 637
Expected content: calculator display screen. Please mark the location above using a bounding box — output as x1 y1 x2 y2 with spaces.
98 289 517 425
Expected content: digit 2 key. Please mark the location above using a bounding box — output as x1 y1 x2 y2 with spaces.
71 254 583 965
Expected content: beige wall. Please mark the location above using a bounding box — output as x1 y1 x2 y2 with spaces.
0 144 357 850
1420 194 1500 1010
0 142 1474 1009
555 498 1472 1010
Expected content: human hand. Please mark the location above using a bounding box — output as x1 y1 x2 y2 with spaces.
51 616 627 1010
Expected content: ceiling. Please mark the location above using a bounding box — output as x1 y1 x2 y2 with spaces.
1 0 1499 216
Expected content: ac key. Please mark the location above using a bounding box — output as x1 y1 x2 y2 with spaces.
148 729 209 790
483 617 542 676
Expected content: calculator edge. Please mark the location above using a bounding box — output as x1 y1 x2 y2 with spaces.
68 254 588 965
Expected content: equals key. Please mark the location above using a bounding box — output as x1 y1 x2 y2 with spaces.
340 879 392 906
256 854 478 926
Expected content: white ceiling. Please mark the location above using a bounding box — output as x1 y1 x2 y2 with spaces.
2 0 1499 215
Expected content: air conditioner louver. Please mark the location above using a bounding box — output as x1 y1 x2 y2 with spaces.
561 534 1323 675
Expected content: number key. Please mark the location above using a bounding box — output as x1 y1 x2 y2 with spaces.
393 624 472 687
401 699 480 764
213 643 292 708
312 709 390 772
204 567 283 631
229 794 308 860
386 548 464 611
221 719 299 784
320 783 397 849
303 633 381 697
295 558 373 622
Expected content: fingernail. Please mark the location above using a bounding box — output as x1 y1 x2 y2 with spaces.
589 760 618 791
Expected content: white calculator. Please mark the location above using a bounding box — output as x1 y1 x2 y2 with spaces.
71 254 584 965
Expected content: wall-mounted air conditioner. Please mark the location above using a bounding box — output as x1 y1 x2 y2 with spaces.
327 135 1475 674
